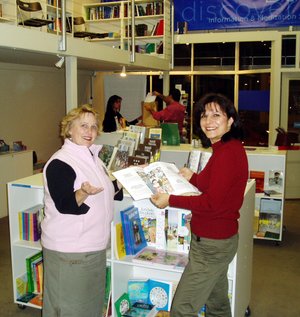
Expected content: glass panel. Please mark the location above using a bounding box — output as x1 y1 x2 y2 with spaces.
193 75 234 138
239 41 271 70
288 80 300 142
194 43 235 70
281 35 296 68
174 44 191 68
238 73 270 146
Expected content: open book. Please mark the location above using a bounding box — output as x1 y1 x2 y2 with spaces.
112 162 199 201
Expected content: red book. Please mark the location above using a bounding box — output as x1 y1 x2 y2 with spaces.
155 19 164 35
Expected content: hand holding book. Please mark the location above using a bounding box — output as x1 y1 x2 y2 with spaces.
150 193 170 209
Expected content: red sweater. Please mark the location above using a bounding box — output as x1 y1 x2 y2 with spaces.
152 101 185 135
169 139 248 239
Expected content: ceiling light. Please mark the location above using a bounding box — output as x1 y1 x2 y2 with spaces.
55 56 65 69
120 66 127 77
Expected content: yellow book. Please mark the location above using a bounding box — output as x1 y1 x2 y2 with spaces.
18 212 23 240
114 223 126 260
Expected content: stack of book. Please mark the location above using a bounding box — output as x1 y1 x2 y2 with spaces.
18 204 44 242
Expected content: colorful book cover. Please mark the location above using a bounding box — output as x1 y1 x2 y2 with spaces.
127 279 149 305
148 279 172 311
114 292 131 317
114 222 126 259
16 273 27 299
120 206 135 255
165 208 191 254
134 199 166 249
124 206 148 255
26 251 43 293
132 247 188 270
98 144 115 167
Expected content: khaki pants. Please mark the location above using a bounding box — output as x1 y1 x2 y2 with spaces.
170 233 238 317
42 248 106 317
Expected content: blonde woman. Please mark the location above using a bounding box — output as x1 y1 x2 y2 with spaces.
41 105 122 317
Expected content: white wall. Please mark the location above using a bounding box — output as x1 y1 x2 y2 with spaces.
0 62 91 162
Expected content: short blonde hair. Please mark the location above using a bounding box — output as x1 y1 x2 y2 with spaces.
61 104 100 139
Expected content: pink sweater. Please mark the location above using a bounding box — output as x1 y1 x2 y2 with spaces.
41 139 114 252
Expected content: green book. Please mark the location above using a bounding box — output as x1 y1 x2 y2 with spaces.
114 292 131 317
161 123 180 146
25 251 43 293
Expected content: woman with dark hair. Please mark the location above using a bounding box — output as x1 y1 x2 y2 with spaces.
102 95 140 132
151 93 248 317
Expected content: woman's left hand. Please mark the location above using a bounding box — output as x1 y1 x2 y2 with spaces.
150 193 170 209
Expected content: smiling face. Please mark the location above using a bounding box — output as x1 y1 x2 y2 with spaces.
68 112 98 147
200 102 234 144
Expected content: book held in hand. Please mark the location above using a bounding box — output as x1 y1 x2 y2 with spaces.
112 162 199 201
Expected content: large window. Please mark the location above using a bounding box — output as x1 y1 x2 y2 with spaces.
238 74 270 146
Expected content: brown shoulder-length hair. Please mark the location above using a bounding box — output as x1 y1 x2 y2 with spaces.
194 93 244 148
60 104 100 140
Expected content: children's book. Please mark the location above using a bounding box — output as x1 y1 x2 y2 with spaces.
123 302 157 317
113 162 199 201
114 222 126 259
129 125 147 144
128 156 148 166
148 279 173 311
115 292 131 317
99 144 115 167
26 251 43 293
127 279 149 305
165 208 191 254
148 128 162 140
120 206 147 255
132 247 189 270
134 199 166 249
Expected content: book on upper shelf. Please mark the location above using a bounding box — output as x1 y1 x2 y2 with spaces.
148 128 162 140
115 292 131 317
114 222 126 259
123 301 157 317
134 199 166 249
132 246 189 270
98 144 115 168
120 206 147 255
265 170 284 194
18 204 44 242
165 208 191 254
129 125 147 144
249 170 265 193
112 162 199 201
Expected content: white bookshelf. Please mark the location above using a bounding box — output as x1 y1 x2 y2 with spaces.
7 173 43 309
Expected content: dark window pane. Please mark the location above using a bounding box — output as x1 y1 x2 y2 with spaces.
194 43 235 69
239 42 271 70
282 36 296 67
288 80 300 141
238 74 270 146
174 44 191 68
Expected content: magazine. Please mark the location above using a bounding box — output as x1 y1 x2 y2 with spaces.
112 162 200 201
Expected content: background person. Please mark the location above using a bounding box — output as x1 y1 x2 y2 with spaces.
102 94 141 132
150 93 248 317
41 104 123 317
144 88 186 139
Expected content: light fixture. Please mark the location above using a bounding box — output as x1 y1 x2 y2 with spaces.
55 56 65 69
120 66 127 77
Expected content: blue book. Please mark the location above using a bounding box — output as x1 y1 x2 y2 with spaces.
123 206 147 255
148 279 173 311
120 206 135 255
127 279 149 304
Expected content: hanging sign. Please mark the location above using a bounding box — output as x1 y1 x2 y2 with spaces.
174 0 300 31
